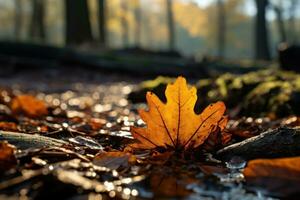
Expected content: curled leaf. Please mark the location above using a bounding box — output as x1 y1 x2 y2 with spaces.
130 76 227 151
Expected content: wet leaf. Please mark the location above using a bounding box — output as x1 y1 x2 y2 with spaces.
243 156 300 180
11 95 48 118
243 157 300 197
131 76 227 150
93 151 136 170
0 141 17 172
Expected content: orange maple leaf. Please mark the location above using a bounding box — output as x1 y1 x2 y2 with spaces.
130 76 227 150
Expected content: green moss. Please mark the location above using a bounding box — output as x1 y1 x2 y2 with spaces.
128 69 300 117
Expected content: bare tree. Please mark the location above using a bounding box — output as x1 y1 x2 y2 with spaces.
29 0 46 41
254 0 271 60
166 0 175 51
98 0 106 46
65 0 93 45
217 0 226 58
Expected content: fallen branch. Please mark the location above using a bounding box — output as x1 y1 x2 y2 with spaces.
0 130 68 149
217 127 300 160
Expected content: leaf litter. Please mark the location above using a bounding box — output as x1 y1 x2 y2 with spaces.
0 74 299 199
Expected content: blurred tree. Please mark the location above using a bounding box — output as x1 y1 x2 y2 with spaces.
254 0 271 60
271 0 287 43
166 0 175 51
133 0 141 47
14 0 22 41
65 0 93 45
217 0 226 58
120 0 129 47
288 0 298 43
98 0 106 46
30 0 46 41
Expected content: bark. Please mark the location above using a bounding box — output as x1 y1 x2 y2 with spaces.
166 0 175 51
217 0 226 58
65 0 94 45
98 0 106 46
30 0 46 41
217 127 300 160
254 0 271 60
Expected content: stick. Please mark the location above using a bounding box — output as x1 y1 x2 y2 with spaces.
217 127 300 160
0 130 68 149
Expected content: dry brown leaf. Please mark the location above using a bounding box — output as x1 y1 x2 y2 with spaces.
130 76 227 151
0 141 17 172
11 95 48 118
243 156 300 181
202 117 231 151
93 151 136 170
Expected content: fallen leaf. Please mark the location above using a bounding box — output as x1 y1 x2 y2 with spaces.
0 141 17 172
130 76 227 151
243 157 300 197
0 122 18 131
202 117 231 152
243 156 300 181
93 151 136 170
11 95 48 118
88 118 105 130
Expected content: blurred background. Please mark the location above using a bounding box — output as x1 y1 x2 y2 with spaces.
0 0 299 61
0 0 299 81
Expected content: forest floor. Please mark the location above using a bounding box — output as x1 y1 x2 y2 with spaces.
0 66 299 200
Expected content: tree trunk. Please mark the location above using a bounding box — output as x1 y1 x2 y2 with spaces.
254 0 271 60
288 0 298 43
134 0 142 47
98 0 106 46
217 0 226 58
120 1 129 47
30 0 46 41
273 2 286 43
14 0 22 41
166 0 175 51
65 0 93 45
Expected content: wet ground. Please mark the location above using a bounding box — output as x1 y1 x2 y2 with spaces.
0 68 278 200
